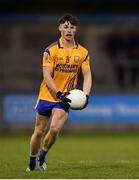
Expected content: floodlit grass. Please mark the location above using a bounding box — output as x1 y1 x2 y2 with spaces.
0 132 139 178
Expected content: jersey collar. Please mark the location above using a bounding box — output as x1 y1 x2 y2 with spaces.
57 37 78 49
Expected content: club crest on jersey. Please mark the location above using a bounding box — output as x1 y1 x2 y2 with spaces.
74 56 79 63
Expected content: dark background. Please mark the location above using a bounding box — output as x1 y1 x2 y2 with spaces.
1 0 139 14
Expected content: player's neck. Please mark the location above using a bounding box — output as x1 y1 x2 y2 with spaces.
62 38 74 49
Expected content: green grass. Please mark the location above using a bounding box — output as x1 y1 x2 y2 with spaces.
0 132 139 178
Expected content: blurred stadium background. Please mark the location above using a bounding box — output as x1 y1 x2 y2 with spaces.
0 0 139 178
0 0 139 132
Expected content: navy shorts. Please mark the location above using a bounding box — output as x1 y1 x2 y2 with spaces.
35 99 69 116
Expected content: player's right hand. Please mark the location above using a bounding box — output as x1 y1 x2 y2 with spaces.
56 91 71 103
56 91 71 109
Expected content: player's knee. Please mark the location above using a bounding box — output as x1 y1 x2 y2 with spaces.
34 129 44 138
49 127 59 137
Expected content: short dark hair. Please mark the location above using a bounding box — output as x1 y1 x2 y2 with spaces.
58 13 78 26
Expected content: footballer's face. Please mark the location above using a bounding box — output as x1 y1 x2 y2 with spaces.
59 21 77 41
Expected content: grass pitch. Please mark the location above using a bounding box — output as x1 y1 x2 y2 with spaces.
0 132 139 178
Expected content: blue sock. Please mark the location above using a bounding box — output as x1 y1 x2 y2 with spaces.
39 149 47 164
29 156 36 170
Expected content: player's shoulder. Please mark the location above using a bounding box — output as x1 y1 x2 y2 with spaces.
44 41 58 55
77 43 89 57
77 43 88 53
44 41 58 54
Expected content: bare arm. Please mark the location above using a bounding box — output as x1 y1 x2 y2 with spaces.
82 66 92 95
43 66 58 94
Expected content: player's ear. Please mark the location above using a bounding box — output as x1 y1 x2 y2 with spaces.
58 24 62 32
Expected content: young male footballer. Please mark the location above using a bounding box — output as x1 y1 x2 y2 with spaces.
26 13 92 171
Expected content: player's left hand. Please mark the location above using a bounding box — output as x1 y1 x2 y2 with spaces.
80 95 89 110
